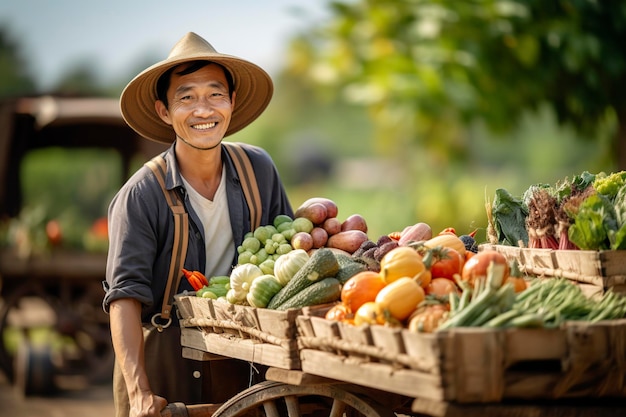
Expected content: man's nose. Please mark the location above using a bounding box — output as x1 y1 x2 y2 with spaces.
193 96 214 115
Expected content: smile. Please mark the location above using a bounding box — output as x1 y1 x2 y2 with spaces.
192 122 216 130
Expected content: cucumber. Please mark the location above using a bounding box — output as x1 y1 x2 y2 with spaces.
275 278 342 310
266 248 339 309
335 259 367 284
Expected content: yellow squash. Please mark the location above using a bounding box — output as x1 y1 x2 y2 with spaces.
379 246 425 284
375 277 425 321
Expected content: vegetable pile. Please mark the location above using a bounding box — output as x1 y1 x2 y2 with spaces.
488 170 626 250
184 195 626 333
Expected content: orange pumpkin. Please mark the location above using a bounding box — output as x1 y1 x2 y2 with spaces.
379 246 425 284
341 271 387 313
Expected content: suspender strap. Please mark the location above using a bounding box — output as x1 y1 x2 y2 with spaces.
145 156 189 326
143 143 260 328
223 142 262 230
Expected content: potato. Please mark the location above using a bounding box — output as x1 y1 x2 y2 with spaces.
322 217 342 236
310 227 329 249
294 202 328 225
340 214 368 233
291 232 314 251
327 230 369 254
296 197 339 219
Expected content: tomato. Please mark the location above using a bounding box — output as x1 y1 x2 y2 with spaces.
429 247 464 280
461 250 509 286
46 220 62 246
426 277 459 298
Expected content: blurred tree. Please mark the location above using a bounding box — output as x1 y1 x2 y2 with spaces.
285 0 626 168
0 28 36 97
51 60 108 96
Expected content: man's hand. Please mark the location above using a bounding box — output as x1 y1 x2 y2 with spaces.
129 392 168 417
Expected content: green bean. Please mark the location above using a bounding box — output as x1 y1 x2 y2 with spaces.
468 305 498 327
438 289 498 329
484 309 522 328
509 312 545 328
457 287 472 312
449 291 459 314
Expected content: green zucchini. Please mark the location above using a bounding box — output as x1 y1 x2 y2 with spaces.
335 259 367 284
266 248 339 309
276 277 342 310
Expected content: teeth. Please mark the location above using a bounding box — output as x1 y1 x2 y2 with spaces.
193 122 216 129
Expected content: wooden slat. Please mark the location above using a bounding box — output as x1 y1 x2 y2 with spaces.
180 327 298 369
299 348 446 401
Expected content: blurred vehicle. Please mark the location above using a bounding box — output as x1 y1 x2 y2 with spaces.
0 95 167 395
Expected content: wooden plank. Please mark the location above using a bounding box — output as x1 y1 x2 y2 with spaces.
265 368 336 386
300 348 445 401
180 328 298 369
181 347 229 361
412 397 626 417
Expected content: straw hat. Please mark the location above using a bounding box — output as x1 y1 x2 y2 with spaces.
120 32 273 143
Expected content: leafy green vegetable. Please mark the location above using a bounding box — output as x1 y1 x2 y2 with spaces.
608 184 626 250
491 188 529 247
568 193 617 250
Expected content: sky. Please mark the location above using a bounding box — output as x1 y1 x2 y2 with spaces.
0 0 330 90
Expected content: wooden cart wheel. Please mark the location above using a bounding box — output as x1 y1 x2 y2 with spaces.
0 280 114 390
213 380 396 417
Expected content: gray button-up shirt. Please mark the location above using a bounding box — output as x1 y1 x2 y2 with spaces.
103 141 293 322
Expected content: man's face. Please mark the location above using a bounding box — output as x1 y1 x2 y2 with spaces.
156 63 236 150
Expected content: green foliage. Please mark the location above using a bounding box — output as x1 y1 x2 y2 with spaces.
285 0 626 166
0 28 36 96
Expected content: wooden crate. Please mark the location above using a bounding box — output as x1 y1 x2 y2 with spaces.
175 295 328 370
481 244 626 297
297 316 626 405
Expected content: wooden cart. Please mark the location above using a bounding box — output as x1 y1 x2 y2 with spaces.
0 96 167 395
170 294 626 417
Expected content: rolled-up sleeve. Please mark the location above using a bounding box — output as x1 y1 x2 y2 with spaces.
103 169 164 313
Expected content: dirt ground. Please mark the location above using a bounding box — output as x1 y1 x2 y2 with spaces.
0 373 115 417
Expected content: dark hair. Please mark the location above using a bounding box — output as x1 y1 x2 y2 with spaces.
156 61 235 107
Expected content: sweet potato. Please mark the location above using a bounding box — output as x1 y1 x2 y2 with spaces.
398 222 433 246
296 197 339 219
341 214 368 233
327 230 369 254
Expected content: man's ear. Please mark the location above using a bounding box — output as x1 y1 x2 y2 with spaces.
155 100 172 125
231 91 236 112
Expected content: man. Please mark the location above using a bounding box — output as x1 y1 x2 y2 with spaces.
103 32 293 417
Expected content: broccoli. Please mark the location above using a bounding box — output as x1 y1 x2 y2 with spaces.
592 171 626 200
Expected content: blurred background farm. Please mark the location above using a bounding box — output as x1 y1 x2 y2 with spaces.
1 0 623 247
0 0 624 404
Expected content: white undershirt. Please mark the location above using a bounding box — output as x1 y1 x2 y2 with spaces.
181 165 234 276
